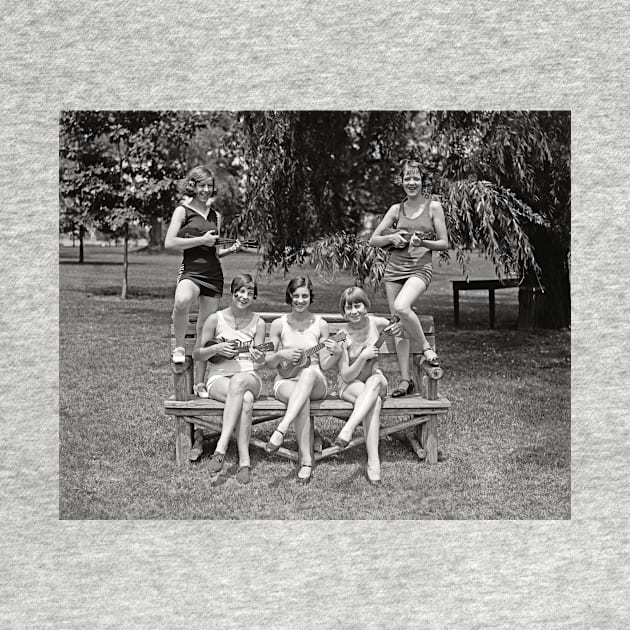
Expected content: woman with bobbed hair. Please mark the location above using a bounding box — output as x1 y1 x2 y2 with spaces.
165 165 242 398
263 277 339 485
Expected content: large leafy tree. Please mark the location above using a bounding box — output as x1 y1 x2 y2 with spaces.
430 111 570 328
238 110 570 329
235 111 408 271
59 111 208 297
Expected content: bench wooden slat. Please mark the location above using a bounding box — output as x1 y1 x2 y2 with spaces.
164 395 451 416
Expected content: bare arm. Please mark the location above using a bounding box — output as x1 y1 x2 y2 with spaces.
192 313 235 361
368 204 408 249
264 318 301 369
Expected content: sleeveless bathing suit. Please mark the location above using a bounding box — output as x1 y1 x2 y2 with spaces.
383 199 435 287
177 205 223 296
337 315 384 394
205 310 261 379
273 314 327 396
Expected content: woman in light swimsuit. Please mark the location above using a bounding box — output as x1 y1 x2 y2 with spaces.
369 160 449 397
329 287 399 486
192 274 266 484
263 277 339 485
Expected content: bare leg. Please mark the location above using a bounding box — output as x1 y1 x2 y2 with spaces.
385 282 411 384
235 391 254 468
336 374 387 445
391 277 431 349
363 397 382 480
194 295 221 387
211 373 259 455
270 368 326 446
172 279 199 351
293 404 314 482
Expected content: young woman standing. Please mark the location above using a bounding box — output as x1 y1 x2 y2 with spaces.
165 166 241 396
369 160 448 396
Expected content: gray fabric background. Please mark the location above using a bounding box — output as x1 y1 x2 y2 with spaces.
1 1 629 627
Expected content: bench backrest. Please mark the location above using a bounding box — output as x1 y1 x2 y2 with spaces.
170 312 436 356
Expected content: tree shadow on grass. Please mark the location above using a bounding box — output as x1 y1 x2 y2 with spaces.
86 286 173 300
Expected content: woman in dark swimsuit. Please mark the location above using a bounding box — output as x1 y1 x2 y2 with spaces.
369 160 449 396
165 166 241 396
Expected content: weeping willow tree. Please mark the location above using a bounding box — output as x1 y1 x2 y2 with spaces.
236 110 570 329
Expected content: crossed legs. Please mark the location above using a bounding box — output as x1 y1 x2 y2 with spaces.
207 373 260 471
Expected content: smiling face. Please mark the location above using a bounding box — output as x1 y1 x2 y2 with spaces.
194 177 215 203
232 286 256 310
290 286 311 313
343 299 368 323
402 165 422 198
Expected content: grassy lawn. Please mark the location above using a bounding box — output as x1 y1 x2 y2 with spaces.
59 244 570 519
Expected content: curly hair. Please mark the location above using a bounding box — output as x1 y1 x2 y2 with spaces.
183 165 216 198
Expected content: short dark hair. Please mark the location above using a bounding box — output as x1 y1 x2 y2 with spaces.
231 273 257 298
183 165 216 198
339 286 370 315
285 276 314 305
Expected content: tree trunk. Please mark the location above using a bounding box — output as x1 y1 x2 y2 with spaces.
78 225 85 264
149 216 164 250
121 223 129 299
520 231 570 329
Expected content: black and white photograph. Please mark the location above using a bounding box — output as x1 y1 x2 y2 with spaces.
59 110 571 520
3 1 629 627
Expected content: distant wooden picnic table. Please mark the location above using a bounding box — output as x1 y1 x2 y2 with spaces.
451 278 520 328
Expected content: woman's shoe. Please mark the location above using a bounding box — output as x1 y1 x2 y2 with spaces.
193 383 209 399
422 346 440 367
296 464 312 485
366 464 382 486
172 346 186 364
334 435 350 449
265 429 285 454
391 378 414 397
235 466 251 484
207 451 225 474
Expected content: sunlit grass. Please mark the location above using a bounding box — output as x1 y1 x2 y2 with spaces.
59 245 570 519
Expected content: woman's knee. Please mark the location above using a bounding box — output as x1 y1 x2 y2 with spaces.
173 293 193 313
393 302 414 319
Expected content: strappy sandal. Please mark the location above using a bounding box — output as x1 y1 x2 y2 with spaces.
265 429 285 454
422 346 440 367
391 378 414 397
296 464 312 485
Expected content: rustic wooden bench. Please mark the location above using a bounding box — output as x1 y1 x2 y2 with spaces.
164 312 451 467
451 278 520 328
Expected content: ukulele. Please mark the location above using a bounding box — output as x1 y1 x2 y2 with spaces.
347 316 399 382
204 338 274 364
381 228 435 251
277 331 346 379
178 225 258 249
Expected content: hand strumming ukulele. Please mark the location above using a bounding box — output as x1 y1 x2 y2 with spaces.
277 331 347 379
204 338 274 364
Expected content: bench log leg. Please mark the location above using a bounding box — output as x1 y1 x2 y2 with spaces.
417 416 438 464
489 289 496 329
175 417 193 466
